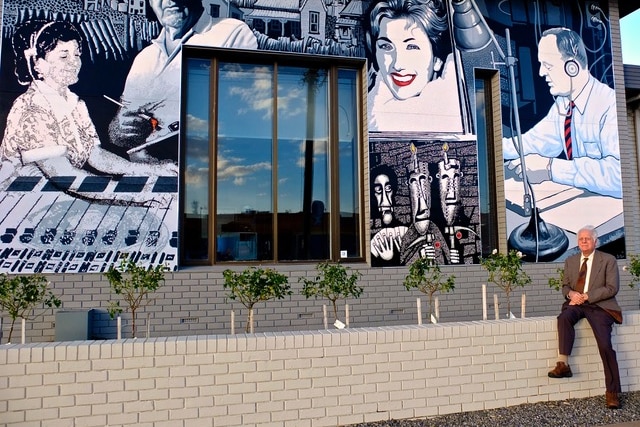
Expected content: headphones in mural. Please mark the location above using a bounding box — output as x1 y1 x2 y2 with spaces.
23 21 56 60
563 28 581 78
564 58 580 78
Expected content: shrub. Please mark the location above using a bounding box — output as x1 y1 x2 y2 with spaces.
104 255 167 338
223 267 291 333
403 257 455 323
300 261 363 323
0 273 61 343
624 254 640 288
481 249 531 317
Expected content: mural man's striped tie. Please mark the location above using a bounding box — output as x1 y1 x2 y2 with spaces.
564 101 575 160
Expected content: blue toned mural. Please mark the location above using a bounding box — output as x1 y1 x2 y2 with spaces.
452 0 624 262
0 0 624 273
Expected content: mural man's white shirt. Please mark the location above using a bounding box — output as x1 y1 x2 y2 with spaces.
120 14 258 133
502 75 621 198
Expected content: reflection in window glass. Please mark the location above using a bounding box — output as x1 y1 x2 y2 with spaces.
183 58 211 261
216 63 274 262
277 67 329 261
181 51 363 265
338 69 360 258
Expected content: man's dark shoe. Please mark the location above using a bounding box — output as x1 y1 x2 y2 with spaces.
606 391 620 409
548 361 573 378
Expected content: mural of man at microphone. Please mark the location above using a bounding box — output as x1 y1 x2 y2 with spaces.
502 27 622 199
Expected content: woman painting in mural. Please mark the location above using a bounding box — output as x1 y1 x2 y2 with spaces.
365 0 463 133
0 20 177 181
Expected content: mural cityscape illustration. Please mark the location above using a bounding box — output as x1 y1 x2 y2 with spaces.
0 0 624 272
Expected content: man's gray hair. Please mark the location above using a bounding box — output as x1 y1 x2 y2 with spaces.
578 225 598 241
541 27 588 69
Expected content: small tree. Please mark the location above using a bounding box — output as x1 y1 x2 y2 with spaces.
223 267 291 333
403 257 455 323
105 255 166 338
624 254 640 288
481 249 531 317
0 273 61 343
548 267 565 292
300 261 363 323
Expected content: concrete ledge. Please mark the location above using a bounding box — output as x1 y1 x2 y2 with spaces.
1 312 639 426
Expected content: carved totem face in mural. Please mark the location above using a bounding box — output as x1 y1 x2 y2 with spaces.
373 173 394 225
437 158 461 226
408 163 431 235
374 17 441 100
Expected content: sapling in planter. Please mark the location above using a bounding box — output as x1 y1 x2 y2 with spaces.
105 255 167 338
223 266 291 333
403 257 454 323
0 273 61 343
300 261 363 327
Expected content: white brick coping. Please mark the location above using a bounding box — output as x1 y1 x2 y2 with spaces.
1 312 639 426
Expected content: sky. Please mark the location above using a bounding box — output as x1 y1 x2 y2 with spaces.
621 9 640 65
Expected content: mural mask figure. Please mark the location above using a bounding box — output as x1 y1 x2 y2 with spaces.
408 144 431 235
373 168 396 226
436 145 462 226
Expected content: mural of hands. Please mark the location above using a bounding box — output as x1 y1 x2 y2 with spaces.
108 99 165 150
371 226 407 261
506 153 551 184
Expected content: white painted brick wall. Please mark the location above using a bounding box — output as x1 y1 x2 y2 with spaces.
1 312 639 426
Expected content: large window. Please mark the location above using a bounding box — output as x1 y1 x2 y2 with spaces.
182 49 364 264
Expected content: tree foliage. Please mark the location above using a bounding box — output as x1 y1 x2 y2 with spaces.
403 257 455 322
624 254 640 289
481 249 531 316
223 267 291 332
105 255 166 338
548 267 565 292
0 273 61 343
300 262 363 321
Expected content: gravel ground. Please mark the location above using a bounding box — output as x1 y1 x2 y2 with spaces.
346 391 640 427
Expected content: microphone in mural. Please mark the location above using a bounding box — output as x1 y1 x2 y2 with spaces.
450 0 569 261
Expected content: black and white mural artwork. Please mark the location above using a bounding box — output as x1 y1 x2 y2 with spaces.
0 0 623 272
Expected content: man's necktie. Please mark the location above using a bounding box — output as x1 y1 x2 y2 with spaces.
564 101 575 160
575 257 587 293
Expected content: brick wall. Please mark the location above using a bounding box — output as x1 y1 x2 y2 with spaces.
7 262 638 342
2 311 639 426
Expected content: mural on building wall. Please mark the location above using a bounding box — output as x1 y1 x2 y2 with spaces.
370 138 481 266
367 0 624 266
0 0 625 273
0 0 238 273
451 0 624 261
366 0 481 267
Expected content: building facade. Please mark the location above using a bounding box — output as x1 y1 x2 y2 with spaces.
0 0 638 340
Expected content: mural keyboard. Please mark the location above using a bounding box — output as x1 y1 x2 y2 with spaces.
0 175 178 273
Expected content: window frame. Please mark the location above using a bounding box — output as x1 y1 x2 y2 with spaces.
179 47 366 266
309 11 320 34
475 69 506 257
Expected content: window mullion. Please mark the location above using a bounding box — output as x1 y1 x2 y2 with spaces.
272 62 279 262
